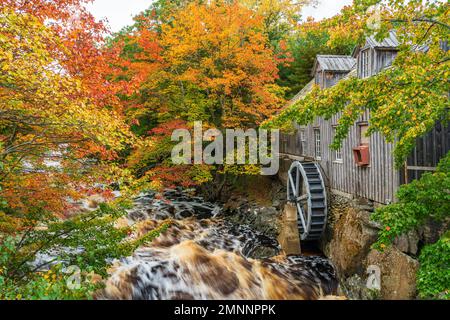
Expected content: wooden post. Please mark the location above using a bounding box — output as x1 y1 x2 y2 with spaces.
278 202 301 255
404 161 409 184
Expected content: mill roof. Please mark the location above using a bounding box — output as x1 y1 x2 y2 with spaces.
365 30 399 48
312 55 357 76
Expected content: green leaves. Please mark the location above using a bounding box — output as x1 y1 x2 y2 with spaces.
264 0 450 168
371 152 450 249
370 153 449 299
0 202 170 299
0 258 99 300
417 232 450 300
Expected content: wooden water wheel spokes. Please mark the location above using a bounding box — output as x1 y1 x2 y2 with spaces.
287 161 328 241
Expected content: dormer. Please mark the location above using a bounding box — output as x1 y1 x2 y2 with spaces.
355 30 399 79
312 55 356 89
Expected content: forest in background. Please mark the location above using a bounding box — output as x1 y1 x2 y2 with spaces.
0 0 448 299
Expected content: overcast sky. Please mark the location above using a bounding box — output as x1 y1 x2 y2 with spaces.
87 0 354 33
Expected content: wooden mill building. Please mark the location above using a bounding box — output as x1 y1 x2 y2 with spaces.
279 31 449 205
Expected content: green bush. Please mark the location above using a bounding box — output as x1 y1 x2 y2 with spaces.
371 152 449 299
0 203 170 300
417 232 450 300
371 152 450 249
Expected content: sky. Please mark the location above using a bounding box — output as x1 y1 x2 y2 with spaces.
87 0 354 33
302 0 353 21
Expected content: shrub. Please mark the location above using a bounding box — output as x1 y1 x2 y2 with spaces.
417 232 450 300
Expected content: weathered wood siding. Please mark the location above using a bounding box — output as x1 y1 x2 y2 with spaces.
279 116 448 204
324 71 349 88
358 47 397 78
282 111 398 204
280 116 450 204
280 131 303 156
315 67 350 88
400 121 450 184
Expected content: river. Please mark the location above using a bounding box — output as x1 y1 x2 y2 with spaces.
99 188 338 300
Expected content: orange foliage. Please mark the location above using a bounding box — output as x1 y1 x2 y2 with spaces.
160 1 284 127
0 4 133 220
0 0 125 109
112 1 287 187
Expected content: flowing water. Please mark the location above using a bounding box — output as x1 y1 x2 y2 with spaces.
99 189 338 300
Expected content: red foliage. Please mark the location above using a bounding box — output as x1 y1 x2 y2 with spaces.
148 120 189 136
1 0 125 108
147 165 199 189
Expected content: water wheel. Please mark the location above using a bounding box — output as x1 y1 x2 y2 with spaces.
287 161 328 241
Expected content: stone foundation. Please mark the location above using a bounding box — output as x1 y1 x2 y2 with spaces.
321 193 420 300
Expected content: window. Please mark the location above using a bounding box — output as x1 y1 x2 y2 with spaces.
335 148 343 162
314 129 321 159
377 50 397 73
360 49 370 78
300 129 306 155
315 71 323 88
333 127 343 162
358 123 370 145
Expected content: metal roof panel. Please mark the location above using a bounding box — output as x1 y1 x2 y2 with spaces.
315 55 356 72
366 30 399 48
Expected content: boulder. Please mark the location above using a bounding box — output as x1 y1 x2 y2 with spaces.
324 204 378 277
339 274 381 300
421 218 450 245
366 246 419 300
224 196 280 238
247 246 280 260
253 206 279 237
393 230 420 256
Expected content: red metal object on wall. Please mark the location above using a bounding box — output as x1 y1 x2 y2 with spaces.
353 145 370 166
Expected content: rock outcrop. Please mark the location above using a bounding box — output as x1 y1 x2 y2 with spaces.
322 194 420 300
322 203 378 277
365 246 419 299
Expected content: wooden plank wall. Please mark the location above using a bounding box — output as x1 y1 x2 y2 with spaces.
324 71 349 88
279 111 398 204
280 130 303 156
358 47 397 78
279 118 449 204
279 117 449 204
400 121 449 184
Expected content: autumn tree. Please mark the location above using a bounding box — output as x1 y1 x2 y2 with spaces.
0 7 133 216
1 0 127 108
160 1 285 128
111 1 286 188
0 4 173 299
